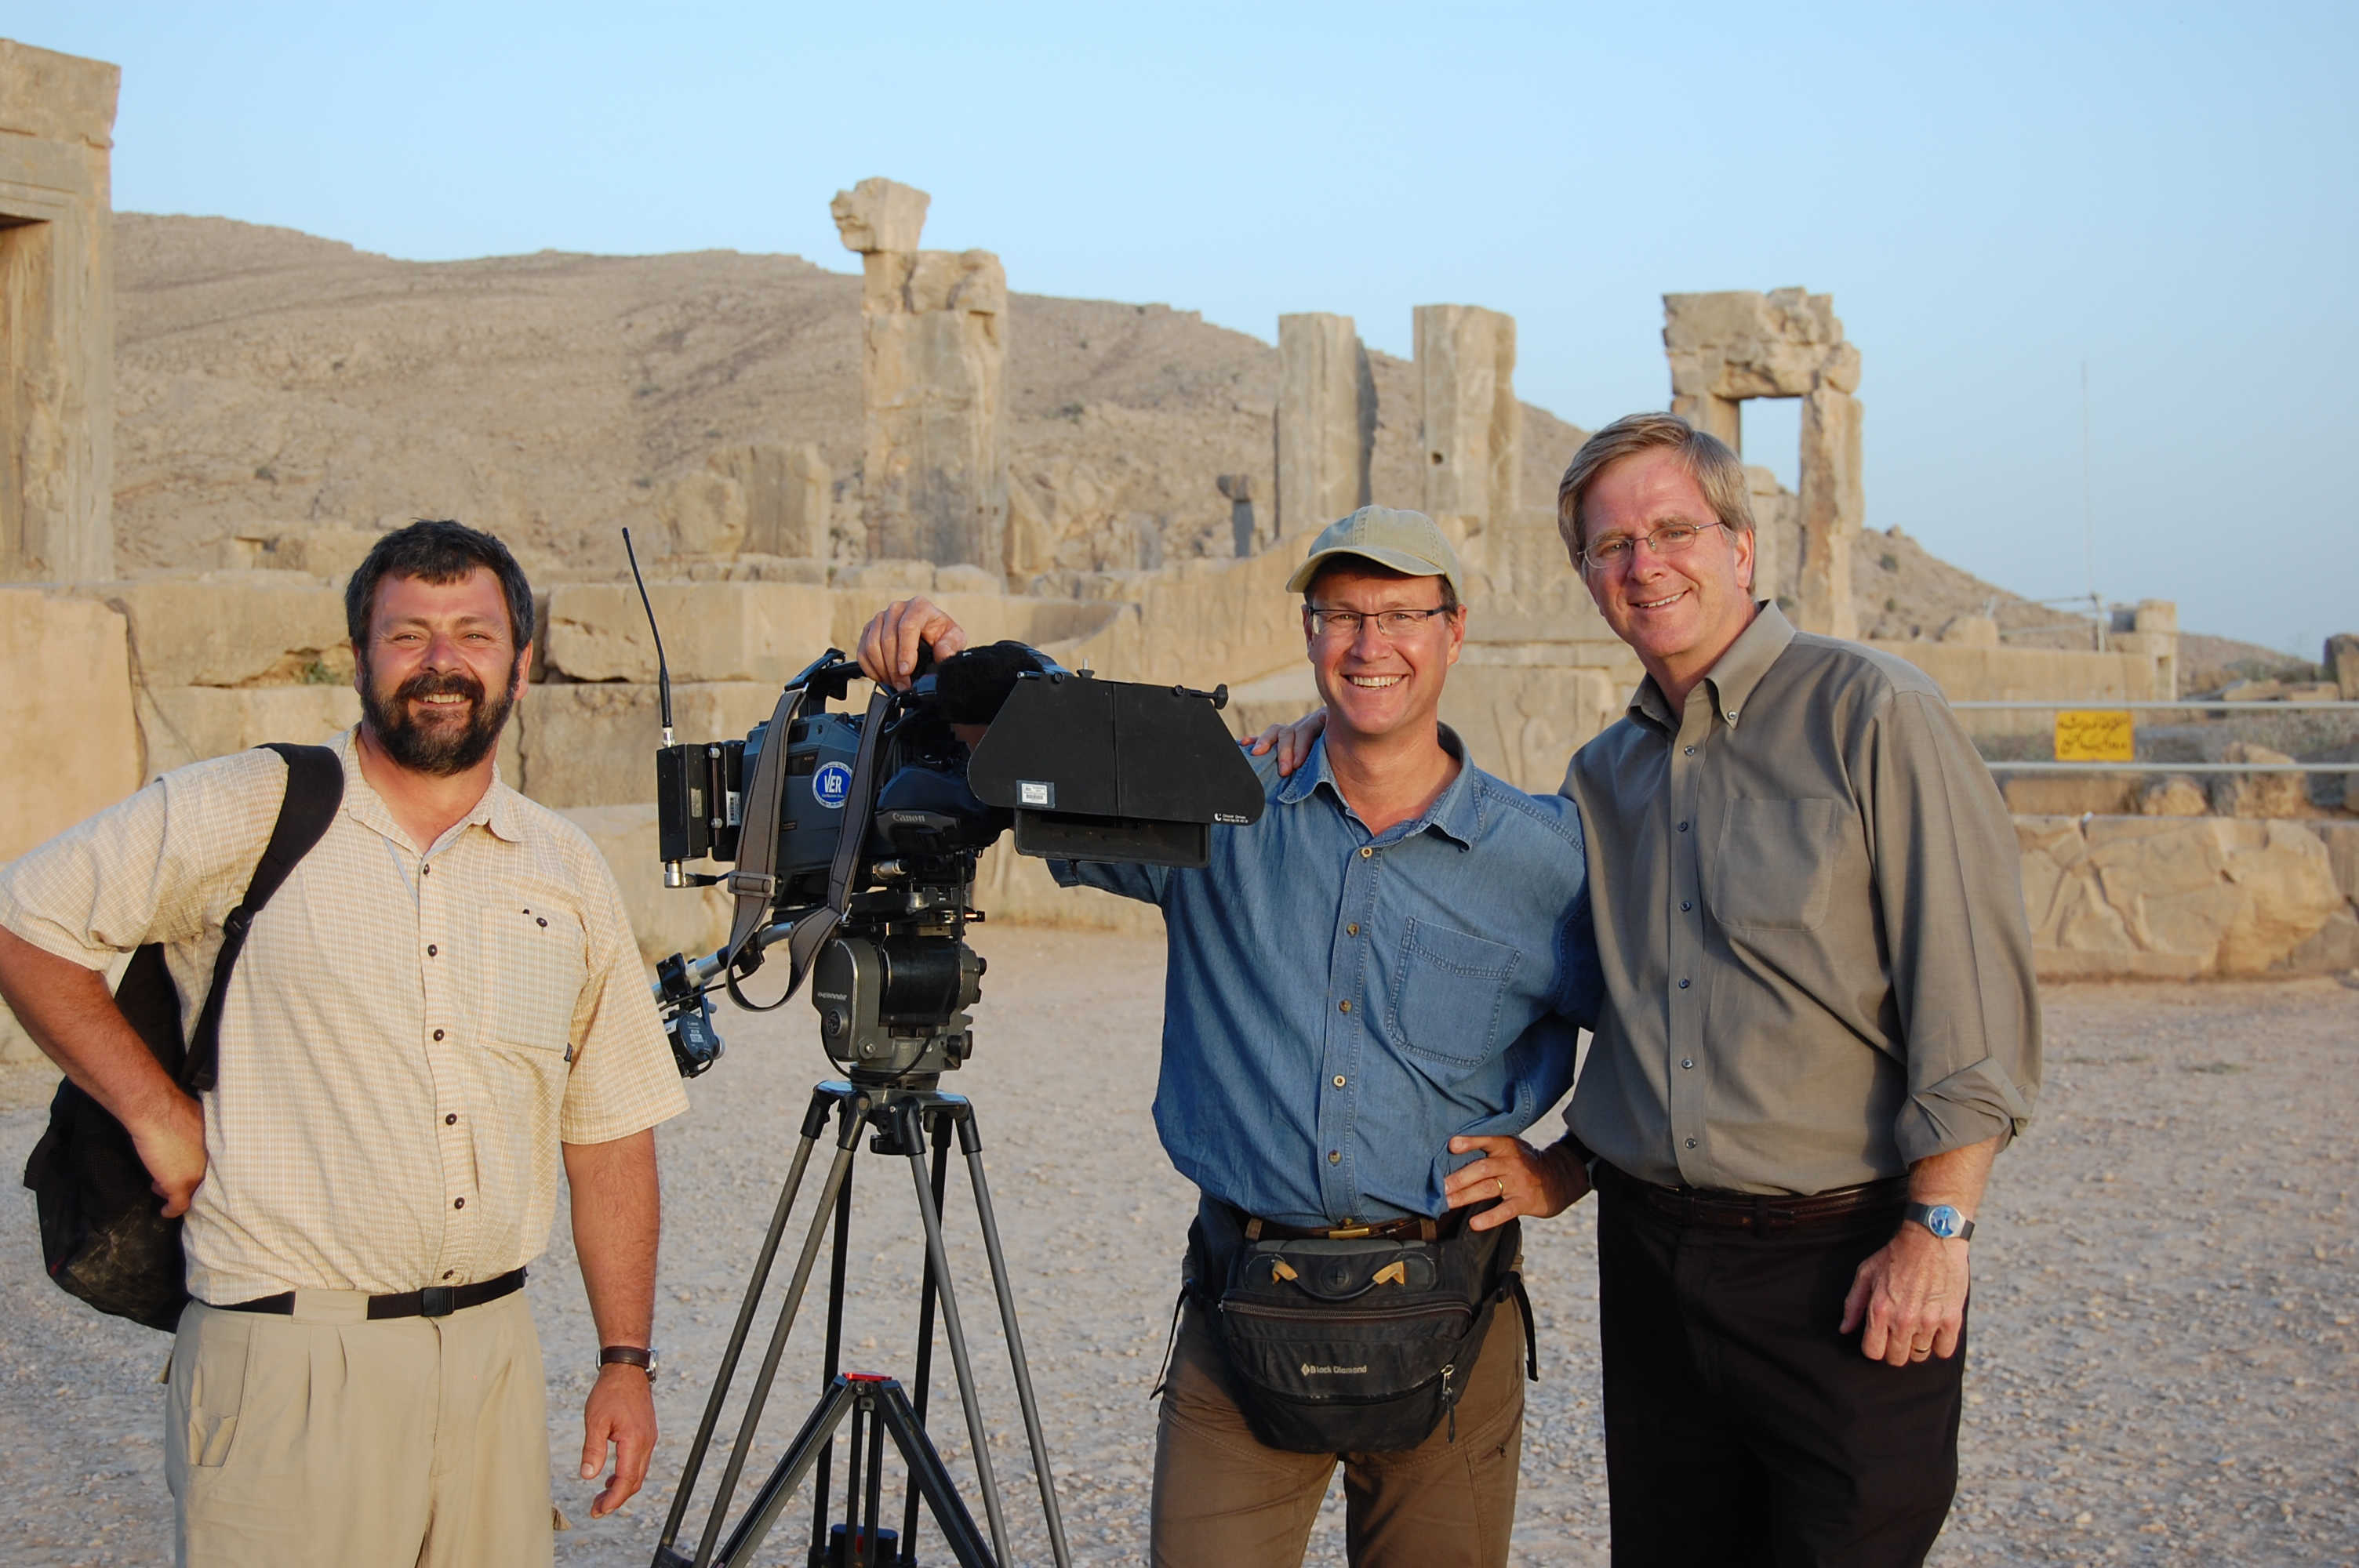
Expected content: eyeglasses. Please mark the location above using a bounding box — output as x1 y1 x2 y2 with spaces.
1579 521 1726 572
1304 606 1454 640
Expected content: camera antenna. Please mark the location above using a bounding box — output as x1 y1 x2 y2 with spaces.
621 528 675 745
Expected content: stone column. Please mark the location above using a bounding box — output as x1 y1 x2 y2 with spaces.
721 442 831 559
831 178 1006 576
1275 313 1370 540
0 40 118 584
1797 381 1861 641
1415 305 1521 554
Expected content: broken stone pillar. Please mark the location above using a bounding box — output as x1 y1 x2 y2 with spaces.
717 442 831 559
831 178 1006 577
1663 289 1862 638
2326 633 2359 701
1415 306 1520 561
0 39 118 583
1276 313 1372 539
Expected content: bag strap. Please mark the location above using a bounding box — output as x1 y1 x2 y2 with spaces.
180 743 344 1093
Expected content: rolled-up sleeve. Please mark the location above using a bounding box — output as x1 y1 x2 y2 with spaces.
1861 689 2042 1163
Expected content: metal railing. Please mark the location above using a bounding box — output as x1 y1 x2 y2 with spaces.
1952 699 2359 773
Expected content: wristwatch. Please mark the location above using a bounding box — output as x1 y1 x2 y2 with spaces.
1903 1203 1975 1241
599 1345 658 1379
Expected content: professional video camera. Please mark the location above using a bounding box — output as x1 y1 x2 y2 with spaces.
642 637 1263 1084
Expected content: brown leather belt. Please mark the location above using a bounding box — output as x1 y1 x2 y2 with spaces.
213 1267 527 1319
1596 1164 1906 1232
1243 1212 1447 1243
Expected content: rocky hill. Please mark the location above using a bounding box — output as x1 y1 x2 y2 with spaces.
111 212 2292 681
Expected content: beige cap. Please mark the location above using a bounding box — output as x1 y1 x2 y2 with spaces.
1283 506 1467 601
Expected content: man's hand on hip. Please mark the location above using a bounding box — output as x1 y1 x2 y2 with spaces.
1840 1223 1969 1367
581 1364 656 1519
1444 1134 1591 1232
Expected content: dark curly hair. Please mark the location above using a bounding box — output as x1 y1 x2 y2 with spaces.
344 520 536 654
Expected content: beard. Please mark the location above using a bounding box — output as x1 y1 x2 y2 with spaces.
359 658 518 777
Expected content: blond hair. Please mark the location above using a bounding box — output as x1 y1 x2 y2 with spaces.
1556 412 1755 560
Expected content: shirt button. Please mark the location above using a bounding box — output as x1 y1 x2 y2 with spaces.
432 1029 445 1041
1328 1150 1341 1165
421 865 431 877
427 943 438 957
1680 901 1693 913
442 1270 455 1279
453 1197 465 1210
1359 847 1372 859
1681 1058 1695 1070
1725 711 1736 722
1346 923 1360 936
1684 746 1696 756
1678 978 1691 989
536 917 548 927
1685 1137 1699 1149
1677 821 1688 833
445 1112 458 1125
1338 1000 1351 1013
1332 1075 1347 1088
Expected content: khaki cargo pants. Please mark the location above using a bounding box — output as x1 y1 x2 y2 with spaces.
165 1290 552 1568
1151 1292 1526 1567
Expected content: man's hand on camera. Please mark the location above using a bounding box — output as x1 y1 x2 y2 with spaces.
1243 708 1328 776
856 597 968 690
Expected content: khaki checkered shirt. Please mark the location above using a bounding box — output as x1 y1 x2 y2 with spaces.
0 730 689 1304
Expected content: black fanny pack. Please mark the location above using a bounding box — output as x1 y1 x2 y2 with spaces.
1182 1200 1533 1454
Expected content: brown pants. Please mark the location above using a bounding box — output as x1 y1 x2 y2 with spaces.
166 1289 553 1568
1150 1293 1525 1567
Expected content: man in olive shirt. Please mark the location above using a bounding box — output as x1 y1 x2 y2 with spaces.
1541 412 2041 1566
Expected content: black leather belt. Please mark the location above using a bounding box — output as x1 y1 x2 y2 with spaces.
1596 1163 1907 1232
213 1266 527 1319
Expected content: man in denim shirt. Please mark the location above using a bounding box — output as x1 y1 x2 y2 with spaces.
859 506 1598 1567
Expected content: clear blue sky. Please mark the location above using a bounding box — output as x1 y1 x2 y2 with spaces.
20 2 2357 654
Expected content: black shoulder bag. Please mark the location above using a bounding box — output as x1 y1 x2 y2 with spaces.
21 743 343 1330
1183 1199 1537 1454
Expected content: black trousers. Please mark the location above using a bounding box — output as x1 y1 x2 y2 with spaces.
1596 1179 1966 1568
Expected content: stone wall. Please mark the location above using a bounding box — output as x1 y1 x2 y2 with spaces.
2018 815 2357 978
0 38 118 583
1416 304 1521 562
1275 313 1371 541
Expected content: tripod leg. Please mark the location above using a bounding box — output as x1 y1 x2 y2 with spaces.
903 1138 1014 1565
691 1091 871 1568
812 1150 858 1559
874 1381 998 1568
956 1109 1075 1568
899 1112 955 1561
709 1377 861 1568
656 1083 841 1563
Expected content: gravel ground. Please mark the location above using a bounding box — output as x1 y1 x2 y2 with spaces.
1 929 2353 1566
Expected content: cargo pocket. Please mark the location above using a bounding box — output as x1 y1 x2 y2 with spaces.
167 1311 253 1478
1708 798 1845 933
1389 920 1519 1070
479 900 587 1053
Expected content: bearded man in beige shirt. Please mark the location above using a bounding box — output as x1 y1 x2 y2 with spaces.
0 520 690 1567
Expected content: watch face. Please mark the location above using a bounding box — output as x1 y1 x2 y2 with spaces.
1924 1204 1963 1239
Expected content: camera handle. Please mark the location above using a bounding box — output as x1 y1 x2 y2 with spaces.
720 675 898 1016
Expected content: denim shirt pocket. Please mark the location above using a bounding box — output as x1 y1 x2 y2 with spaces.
1387 919 1521 1071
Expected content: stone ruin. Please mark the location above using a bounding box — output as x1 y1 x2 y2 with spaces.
5 31 2351 1026
0 39 118 585
1664 288 1863 639
830 177 1007 579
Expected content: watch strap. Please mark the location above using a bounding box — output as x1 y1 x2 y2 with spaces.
599 1345 654 1374
1903 1202 1975 1241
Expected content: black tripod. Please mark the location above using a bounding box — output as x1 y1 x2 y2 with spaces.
652 1078 1073 1568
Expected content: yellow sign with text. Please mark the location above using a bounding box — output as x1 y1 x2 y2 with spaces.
2055 710 2135 763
